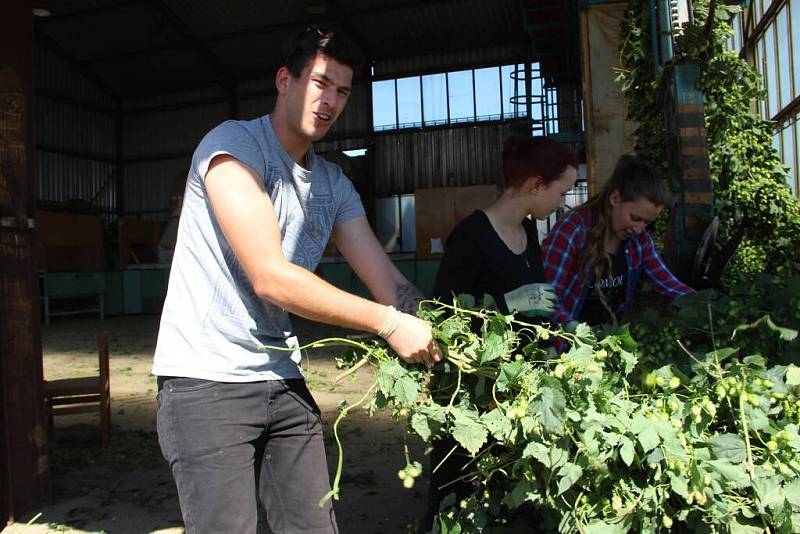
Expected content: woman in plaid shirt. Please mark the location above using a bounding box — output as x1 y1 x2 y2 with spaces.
542 155 694 330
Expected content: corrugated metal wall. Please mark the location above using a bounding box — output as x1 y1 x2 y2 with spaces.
373 120 526 195
34 45 116 215
122 103 229 159
35 45 533 215
121 101 226 217
327 83 370 139
123 158 188 220
119 80 371 218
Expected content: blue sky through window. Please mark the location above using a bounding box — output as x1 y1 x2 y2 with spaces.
397 76 422 127
371 63 538 131
372 79 396 131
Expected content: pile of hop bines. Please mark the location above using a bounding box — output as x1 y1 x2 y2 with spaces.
313 285 800 533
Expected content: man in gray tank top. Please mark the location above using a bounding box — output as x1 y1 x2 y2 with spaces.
153 26 442 534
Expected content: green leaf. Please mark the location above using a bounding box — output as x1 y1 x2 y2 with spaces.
437 316 468 344
566 343 594 365
743 355 767 369
784 479 800 507
618 349 638 376
752 476 784 508
411 404 446 442
376 359 404 396
630 414 648 435
708 460 751 489
709 434 747 463
410 412 432 441
495 361 524 392
480 330 505 364
556 463 583 496
583 521 627 534
480 408 513 441
501 479 539 508
669 472 690 498
455 293 475 309
523 440 569 469
704 347 738 364
787 366 800 387
637 424 660 453
532 385 567 435
733 314 798 342
451 410 488 455
619 436 635 466
743 404 770 432
729 518 767 534
392 375 419 405
574 322 595 343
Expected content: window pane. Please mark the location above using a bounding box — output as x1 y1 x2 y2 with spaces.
372 80 396 131
765 22 779 118
400 194 415 252
777 6 792 109
530 63 546 132
783 122 796 194
530 62 544 98
516 63 528 118
502 64 524 118
758 38 768 118
474 67 501 120
448 70 474 123
733 12 742 52
792 0 800 101
727 12 736 52
397 76 422 128
547 86 559 134
375 196 400 252
422 73 447 126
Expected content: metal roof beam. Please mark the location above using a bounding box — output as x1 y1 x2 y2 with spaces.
144 0 237 88
85 0 466 65
35 26 118 97
323 0 372 63
38 0 143 22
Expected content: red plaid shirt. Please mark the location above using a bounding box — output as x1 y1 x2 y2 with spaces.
542 208 694 325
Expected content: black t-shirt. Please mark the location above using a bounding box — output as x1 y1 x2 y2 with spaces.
578 251 628 326
432 210 546 315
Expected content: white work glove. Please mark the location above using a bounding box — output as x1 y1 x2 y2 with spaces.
504 283 557 318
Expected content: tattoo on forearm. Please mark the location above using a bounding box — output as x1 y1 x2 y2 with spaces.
395 283 424 315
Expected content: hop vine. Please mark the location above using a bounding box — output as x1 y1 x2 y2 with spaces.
617 0 800 282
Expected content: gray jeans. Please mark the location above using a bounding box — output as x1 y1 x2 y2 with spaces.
157 377 338 534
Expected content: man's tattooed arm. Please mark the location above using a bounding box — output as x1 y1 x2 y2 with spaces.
395 283 424 315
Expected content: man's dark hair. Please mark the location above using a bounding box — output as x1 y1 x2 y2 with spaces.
283 26 364 78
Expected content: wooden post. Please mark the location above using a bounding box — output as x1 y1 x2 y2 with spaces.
0 0 49 525
98 333 111 448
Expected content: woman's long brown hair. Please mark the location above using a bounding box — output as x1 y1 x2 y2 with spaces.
577 155 671 301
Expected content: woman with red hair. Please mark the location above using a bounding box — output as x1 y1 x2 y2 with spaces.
422 135 578 530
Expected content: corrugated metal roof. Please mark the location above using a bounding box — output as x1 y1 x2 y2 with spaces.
33 0 545 97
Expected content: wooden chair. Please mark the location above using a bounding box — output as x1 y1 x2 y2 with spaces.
44 333 111 447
